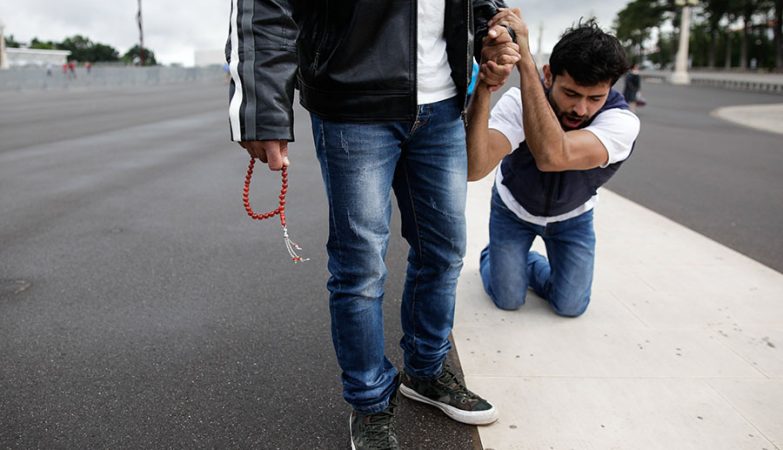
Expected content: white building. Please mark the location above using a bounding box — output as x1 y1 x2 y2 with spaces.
4 48 71 67
194 49 225 67
1 20 71 69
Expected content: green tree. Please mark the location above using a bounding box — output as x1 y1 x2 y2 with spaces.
649 32 676 67
700 0 732 67
30 37 58 50
122 45 157 66
58 35 92 61
57 34 120 62
614 0 669 61
90 43 121 62
775 0 782 68
3 34 22 48
739 0 759 67
5 33 129 64
620 0 780 70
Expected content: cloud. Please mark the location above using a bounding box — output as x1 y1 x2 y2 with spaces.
2 0 627 66
506 0 628 54
2 0 229 65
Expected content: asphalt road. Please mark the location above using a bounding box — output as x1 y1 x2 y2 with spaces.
0 83 477 449
1 78 781 449
607 80 783 273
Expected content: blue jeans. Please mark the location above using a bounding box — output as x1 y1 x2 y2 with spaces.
311 96 467 414
479 188 595 317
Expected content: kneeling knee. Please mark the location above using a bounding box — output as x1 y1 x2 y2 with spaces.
491 293 527 311
551 297 590 318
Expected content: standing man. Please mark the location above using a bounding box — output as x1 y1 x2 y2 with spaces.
227 1 519 448
466 12 640 317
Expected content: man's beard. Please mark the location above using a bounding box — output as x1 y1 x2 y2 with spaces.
548 93 589 130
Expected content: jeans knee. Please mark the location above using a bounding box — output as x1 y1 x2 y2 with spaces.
433 233 466 267
551 296 590 317
415 246 464 278
490 291 526 311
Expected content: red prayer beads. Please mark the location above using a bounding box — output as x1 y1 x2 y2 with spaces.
243 158 288 226
242 158 307 263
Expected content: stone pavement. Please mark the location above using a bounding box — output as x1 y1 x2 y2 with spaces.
454 110 783 449
712 104 783 136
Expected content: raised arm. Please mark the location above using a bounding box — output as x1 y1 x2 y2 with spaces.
466 19 520 181
466 82 514 181
492 9 613 172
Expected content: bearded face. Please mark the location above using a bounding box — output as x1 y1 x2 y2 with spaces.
544 68 611 131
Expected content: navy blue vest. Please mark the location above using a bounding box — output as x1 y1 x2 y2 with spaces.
499 89 633 217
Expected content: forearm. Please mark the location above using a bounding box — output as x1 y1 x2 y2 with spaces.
228 0 298 142
517 53 567 171
466 83 496 181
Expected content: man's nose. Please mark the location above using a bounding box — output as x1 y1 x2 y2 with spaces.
573 99 588 117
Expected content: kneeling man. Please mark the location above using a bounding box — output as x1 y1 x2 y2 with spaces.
467 13 640 317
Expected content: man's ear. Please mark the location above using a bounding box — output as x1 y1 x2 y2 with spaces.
542 64 553 89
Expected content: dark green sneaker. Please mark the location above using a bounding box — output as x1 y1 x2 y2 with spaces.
400 363 498 425
349 386 400 450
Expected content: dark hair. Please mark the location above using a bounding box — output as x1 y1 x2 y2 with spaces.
549 19 629 86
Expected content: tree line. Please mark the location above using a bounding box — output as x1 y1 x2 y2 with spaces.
4 34 157 66
614 0 782 70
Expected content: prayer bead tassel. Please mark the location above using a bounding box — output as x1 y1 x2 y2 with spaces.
243 158 308 263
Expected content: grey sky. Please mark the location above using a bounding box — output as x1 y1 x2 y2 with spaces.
1 1 630 66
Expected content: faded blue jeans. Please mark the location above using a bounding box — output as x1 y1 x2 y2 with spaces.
480 187 595 317
311 96 467 414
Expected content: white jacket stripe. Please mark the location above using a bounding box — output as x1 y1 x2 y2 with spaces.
228 0 244 141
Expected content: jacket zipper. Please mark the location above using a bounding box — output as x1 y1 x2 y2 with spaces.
311 0 329 71
461 0 472 127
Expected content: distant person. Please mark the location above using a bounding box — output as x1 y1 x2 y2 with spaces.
46 63 53 77
623 63 641 112
85 62 92 74
68 61 77 79
466 14 640 317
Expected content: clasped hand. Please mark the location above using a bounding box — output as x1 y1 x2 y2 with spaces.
479 8 528 92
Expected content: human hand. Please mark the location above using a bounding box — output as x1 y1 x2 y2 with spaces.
488 8 529 54
240 140 289 171
480 26 520 92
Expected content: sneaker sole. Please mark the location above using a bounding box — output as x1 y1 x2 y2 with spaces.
349 414 357 450
399 383 499 425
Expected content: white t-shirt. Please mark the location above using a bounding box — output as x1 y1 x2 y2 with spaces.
417 0 457 105
488 87 640 226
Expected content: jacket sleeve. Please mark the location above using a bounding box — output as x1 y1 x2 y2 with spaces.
226 0 299 142
472 0 513 64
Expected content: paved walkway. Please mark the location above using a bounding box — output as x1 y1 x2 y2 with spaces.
712 103 783 136
455 114 783 449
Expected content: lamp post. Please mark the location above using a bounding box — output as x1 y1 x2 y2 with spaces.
0 20 9 70
535 22 544 67
670 0 699 85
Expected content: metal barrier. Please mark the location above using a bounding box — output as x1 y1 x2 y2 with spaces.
691 77 783 94
0 66 226 92
640 70 783 95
